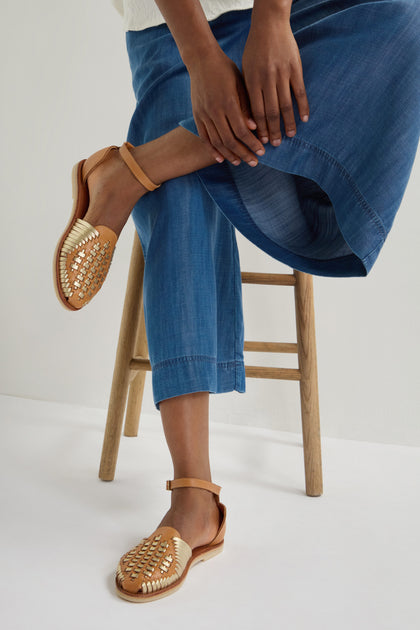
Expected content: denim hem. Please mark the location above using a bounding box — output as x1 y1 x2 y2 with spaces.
152 355 246 411
178 117 386 277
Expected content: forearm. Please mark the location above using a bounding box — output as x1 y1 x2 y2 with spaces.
154 0 221 70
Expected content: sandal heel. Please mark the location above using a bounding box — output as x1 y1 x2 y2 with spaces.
192 543 224 566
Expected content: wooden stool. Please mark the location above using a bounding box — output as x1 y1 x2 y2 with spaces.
99 231 323 497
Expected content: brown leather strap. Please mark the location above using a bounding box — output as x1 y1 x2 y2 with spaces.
82 145 120 184
119 141 161 191
166 478 221 496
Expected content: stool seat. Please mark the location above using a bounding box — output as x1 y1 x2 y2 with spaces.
98 231 323 497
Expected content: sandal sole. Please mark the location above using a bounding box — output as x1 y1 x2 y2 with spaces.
52 160 87 311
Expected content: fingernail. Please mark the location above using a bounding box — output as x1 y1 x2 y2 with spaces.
272 139 281 146
256 149 265 156
215 156 224 163
248 160 258 167
261 137 269 144
287 130 296 137
233 159 241 166
302 115 309 122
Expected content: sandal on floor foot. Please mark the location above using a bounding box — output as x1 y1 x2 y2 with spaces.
115 477 227 603
53 141 160 311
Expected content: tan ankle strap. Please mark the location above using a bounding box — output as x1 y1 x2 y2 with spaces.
166 478 221 496
119 141 161 192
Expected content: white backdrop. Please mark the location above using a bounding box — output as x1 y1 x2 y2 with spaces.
1 0 419 446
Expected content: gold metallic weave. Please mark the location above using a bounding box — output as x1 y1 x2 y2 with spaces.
116 529 192 595
58 218 115 306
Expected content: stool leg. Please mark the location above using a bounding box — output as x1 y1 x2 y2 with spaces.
294 270 323 497
98 232 145 481
123 304 148 437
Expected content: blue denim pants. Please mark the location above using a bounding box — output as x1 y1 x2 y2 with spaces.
124 0 420 410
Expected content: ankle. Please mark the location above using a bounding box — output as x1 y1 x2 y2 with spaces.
171 468 211 480
163 488 220 545
170 485 215 502
130 144 165 187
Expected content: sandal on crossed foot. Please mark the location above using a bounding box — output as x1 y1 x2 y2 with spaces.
115 477 227 603
53 141 160 311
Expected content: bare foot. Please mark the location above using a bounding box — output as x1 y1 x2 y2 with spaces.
157 487 222 550
82 148 150 237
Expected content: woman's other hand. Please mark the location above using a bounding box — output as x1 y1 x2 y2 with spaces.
242 4 310 146
187 49 266 166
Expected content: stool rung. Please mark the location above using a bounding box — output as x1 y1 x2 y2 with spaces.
130 357 152 371
244 341 298 353
131 344 298 373
241 272 296 286
245 365 301 380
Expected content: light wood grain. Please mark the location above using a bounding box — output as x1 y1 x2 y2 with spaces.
98 233 144 481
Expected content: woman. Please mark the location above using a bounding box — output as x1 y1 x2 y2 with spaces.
53 0 420 602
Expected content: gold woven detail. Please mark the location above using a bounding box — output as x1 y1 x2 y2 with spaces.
173 538 192 578
58 221 116 303
116 531 192 596
59 219 100 298
140 537 191 594
140 573 179 595
159 554 174 574
60 219 99 255
58 265 74 298
116 564 125 583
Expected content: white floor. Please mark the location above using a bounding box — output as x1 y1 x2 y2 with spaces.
1 394 418 630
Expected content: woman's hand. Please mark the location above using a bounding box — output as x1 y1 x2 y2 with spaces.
241 14 310 146
187 48 266 166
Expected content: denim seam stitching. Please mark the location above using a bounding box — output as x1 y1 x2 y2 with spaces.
152 355 243 371
361 238 385 262
288 135 387 239
232 225 239 389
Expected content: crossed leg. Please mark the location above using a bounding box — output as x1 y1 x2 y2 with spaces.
83 125 260 236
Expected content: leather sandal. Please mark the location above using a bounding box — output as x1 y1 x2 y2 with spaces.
115 477 227 602
53 141 160 311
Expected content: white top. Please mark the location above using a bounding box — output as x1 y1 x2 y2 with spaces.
112 0 254 31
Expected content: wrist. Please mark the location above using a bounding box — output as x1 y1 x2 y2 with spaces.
182 40 224 73
251 0 292 25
